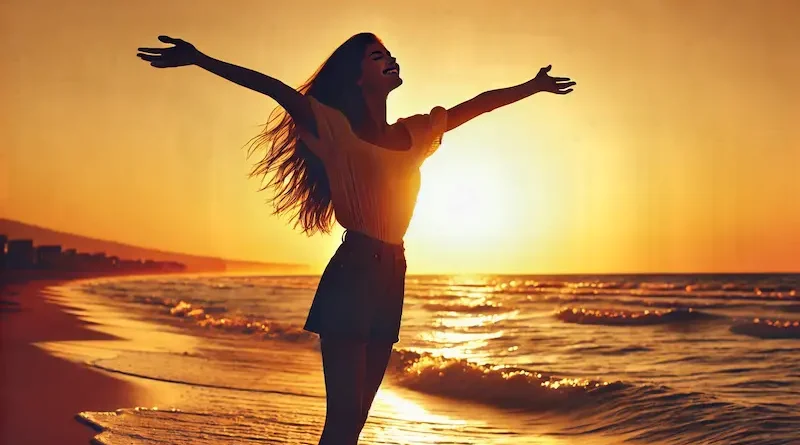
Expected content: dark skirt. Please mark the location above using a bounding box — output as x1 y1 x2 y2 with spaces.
303 230 407 343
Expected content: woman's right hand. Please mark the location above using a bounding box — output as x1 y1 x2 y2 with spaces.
137 35 200 68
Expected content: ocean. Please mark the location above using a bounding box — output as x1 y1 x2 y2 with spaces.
48 273 799 444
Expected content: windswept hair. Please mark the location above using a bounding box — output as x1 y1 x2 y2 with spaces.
245 32 380 235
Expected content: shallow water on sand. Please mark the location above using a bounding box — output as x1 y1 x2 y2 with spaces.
46 273 800 444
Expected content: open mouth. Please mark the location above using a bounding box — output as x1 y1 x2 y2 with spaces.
382 65 400 76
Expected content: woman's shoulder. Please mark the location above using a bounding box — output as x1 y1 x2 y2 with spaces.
307 96 347 123
306 96 354 141
397 106 447 139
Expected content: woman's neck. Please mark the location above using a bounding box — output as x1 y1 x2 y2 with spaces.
360 91 389 135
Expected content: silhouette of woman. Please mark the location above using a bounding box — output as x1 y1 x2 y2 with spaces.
137 33 574 445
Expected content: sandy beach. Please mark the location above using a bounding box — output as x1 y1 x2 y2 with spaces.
2 273 577 444
3 271 798 445
0 273 158 445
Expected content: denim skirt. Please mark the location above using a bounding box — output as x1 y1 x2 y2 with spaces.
303 230 407 343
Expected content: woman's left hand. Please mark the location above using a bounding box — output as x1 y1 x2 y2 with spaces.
529 65 575 95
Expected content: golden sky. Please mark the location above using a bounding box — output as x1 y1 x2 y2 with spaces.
2 0 799 274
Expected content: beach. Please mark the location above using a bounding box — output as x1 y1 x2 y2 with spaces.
2 272 798 444
1 273 547 445
0 273 159 445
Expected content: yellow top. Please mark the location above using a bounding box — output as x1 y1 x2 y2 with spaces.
298 96 448 244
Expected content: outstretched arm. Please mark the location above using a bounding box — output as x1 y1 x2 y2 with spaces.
137 35 316 135
444 65 575 132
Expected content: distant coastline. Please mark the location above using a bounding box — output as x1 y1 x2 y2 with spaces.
0 218 308 275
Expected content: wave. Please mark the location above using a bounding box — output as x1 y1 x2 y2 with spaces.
722 379 792 389
730 319 800 339
504 287 798 301
165 300 317 342
422 301 511 314
387 349 618 410
83 284 317 343
81 344 800 445
555 307 717 326
76 407 325 445
109 292 317 343
636 291 798 302
568 344 653 355
535 294 758 311
482 277 799 301
385 350 799 444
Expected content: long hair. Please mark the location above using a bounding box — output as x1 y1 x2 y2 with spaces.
245 32 380 235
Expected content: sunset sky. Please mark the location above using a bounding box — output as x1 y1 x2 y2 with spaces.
2 0 798 274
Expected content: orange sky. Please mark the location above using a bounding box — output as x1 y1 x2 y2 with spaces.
2 0 799 274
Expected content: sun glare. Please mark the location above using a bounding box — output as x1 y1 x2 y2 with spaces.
410 157 518 247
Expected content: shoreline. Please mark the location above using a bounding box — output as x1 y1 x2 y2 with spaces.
0 271 178 445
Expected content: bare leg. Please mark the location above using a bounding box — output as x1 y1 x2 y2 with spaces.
356 341 395 437
318 337 366 445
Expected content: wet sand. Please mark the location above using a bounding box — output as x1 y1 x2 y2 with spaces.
0 273 158 445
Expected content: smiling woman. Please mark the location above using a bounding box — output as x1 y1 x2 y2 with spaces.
136 32 574 445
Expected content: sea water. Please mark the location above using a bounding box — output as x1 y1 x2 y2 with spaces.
52 273 799 444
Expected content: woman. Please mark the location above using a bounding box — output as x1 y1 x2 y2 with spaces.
137 33 575 445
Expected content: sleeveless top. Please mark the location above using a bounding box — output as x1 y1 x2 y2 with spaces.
297 96 448 244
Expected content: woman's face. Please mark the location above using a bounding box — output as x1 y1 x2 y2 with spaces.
358 42 402 94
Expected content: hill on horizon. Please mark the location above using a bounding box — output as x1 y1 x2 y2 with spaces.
0 218 308 274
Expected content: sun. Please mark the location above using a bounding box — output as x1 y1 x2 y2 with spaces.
409 156 518 248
